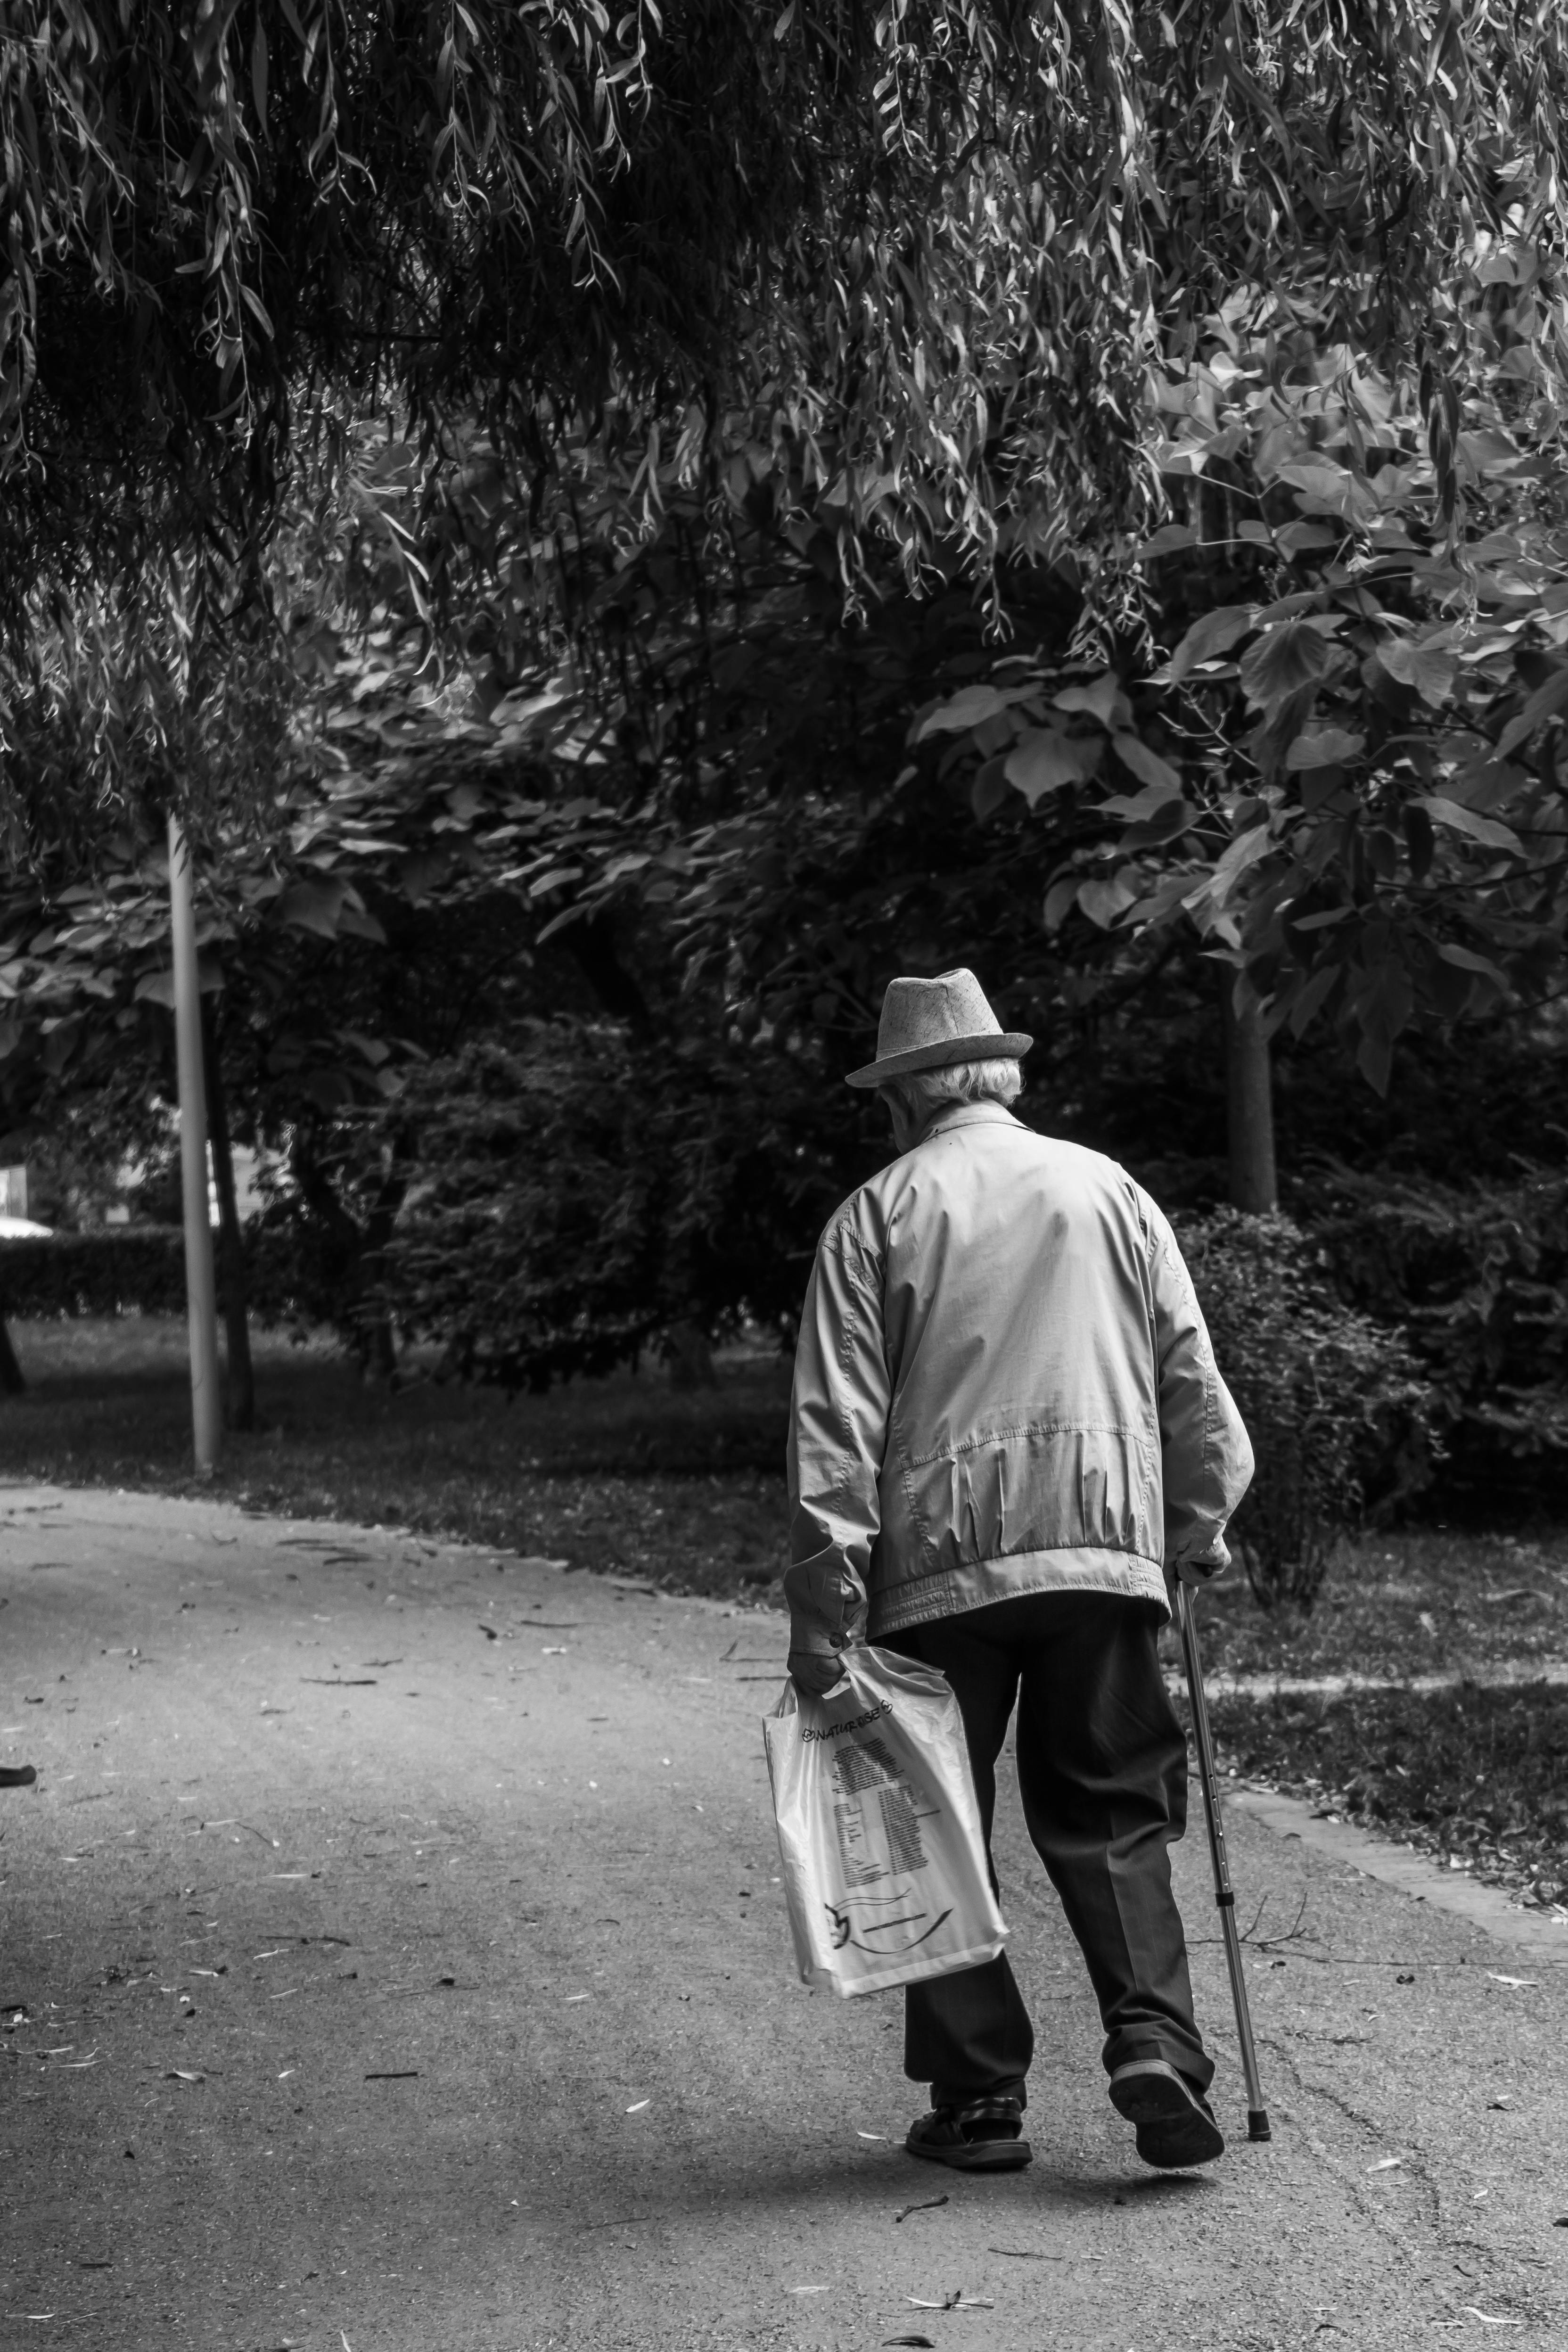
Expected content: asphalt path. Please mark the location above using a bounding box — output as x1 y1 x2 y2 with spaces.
3 1483 1568 2351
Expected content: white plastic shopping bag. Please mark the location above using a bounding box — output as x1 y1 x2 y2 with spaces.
763 1645 1007 1998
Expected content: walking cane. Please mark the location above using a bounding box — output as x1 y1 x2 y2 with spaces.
1175 1577 1272 2143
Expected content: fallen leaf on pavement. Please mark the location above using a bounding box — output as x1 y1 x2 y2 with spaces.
1488 2097 1512 2110
1368 2157 1402 2173
884 2338 935 2347
542 1646 567 1656
1461 2311 1522 2328
1473 2189 1489 2202
479 1626 498 1640
165 2069 203 2083
894 2195 949 2223
857 2130 888 2141
1486 1974 1538 1989
363 2070 419 2080
990 2247 1064 2260
625 2100 650 2114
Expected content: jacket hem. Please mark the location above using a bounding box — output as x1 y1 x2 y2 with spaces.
866 1547 1169 1638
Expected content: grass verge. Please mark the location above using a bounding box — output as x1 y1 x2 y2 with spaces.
1203 1682 1568 1916
0 1317 793 1604
8 1316 1568 1889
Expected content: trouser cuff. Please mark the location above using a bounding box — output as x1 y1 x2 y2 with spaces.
930 2075 1027 2113
1104 2031 1214 2095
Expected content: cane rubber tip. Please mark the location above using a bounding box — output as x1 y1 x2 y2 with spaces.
1247 2109 1272 2143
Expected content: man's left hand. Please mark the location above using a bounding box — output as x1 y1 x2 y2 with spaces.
788 1648 848 1699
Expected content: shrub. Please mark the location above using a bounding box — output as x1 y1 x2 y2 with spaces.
374 1024 677 1389
1304 1164 1568 1498
1179 1210 1439 1612
364 1015 864 1391
0 1227 186 1318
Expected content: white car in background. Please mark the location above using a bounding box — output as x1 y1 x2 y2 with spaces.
0 1215 51 1238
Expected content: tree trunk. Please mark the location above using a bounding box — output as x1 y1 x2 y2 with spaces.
1223 978 1279 1213
0 1318 24 1395
201 1002 256 1432
665 1320 717 1391
289 1133 401 1383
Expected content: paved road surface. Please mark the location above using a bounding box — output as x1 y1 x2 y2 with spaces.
3 1483 1567 2349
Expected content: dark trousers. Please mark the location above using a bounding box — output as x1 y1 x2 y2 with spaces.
886 1590 1211 2109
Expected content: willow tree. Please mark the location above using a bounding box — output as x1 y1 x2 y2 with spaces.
5 2 1568 1201
5 6 1568 647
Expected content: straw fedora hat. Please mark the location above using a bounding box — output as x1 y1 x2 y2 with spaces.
846 969 1033 1089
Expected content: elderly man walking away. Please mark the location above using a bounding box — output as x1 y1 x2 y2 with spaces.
787 970 1254 2176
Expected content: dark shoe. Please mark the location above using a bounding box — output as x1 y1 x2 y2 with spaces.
1109 2059 1225 2169
0 1765 34 1789
906 2095 1032 2173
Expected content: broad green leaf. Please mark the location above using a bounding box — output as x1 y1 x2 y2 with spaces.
1077 874 1139 929
278 882 345 938
914 685 1016 741
1137 524 1199 558
1273 520 1339 559
1111 735 1184 794
1165 605 1257 684
1375 639 1457 707
1042 877 1081 932
1100 779 1186 821
1004 729 1102 807
1274 460 1380 526
1188 823 1273 911
1417 797 1523 853
1288 964 1341 1039
1494 663 1568 758
1437 942 1511 987
1238 622 1330 711
1284 725 1365 771
1053 674 1122 725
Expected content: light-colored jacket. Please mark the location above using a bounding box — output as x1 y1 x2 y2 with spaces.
785 1102 1253 1659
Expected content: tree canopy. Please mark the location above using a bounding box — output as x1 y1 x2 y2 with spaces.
8 2 1568 636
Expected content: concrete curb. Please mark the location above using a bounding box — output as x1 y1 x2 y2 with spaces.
1164 1663 1568 1699
1229 1785 1568 1959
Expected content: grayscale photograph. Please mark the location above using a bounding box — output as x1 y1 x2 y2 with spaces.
1 4 1566 2346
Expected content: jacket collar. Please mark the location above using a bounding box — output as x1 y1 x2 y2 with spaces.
914 1100 1024 1149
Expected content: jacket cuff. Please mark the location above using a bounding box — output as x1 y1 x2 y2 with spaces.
1177 1534 1231 1578
788 1625 853 1658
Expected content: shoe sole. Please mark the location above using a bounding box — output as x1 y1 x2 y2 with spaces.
1110 2071 1225 2170
906 2134 1034 2173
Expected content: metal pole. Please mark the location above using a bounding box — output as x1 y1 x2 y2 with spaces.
168 813 222 1472
1176 1578 1271 2142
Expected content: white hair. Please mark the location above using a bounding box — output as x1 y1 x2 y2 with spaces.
878 1055 1023 1132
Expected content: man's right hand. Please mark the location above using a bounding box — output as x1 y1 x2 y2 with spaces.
788 1648 848 1699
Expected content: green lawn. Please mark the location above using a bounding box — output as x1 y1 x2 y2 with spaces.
0 1314 794 1603
6 1312 1568 1910
4 1313 1567 1669
1204 1681 1568 1914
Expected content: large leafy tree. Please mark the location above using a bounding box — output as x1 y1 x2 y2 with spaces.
7 5 1568 838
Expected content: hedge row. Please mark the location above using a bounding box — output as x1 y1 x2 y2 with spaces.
0 1227 188 1318
0 1224 333 1326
